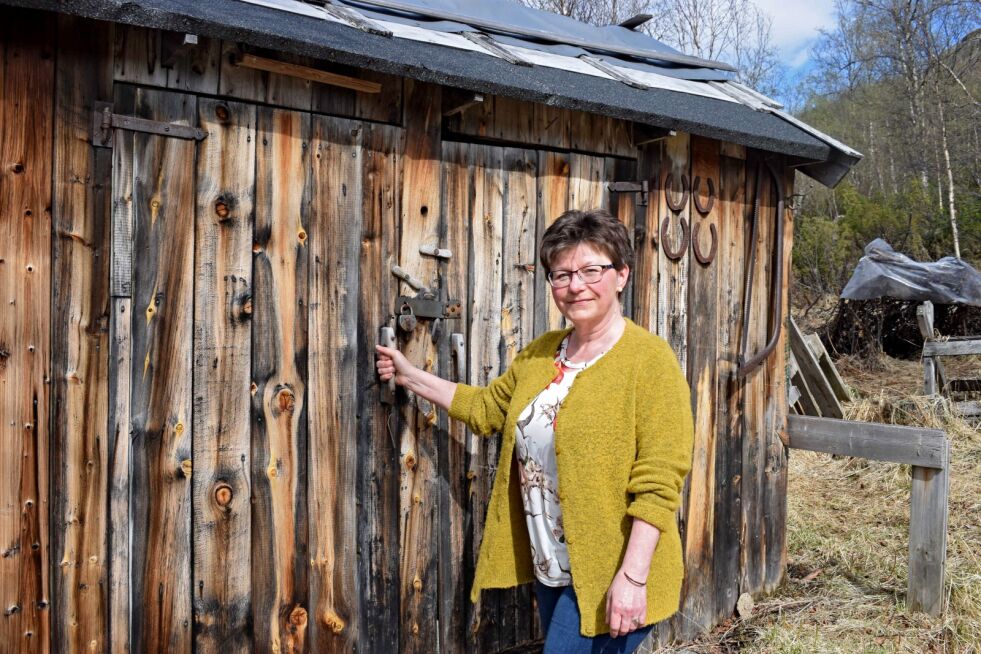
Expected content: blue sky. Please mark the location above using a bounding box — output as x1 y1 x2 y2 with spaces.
754 0 837 72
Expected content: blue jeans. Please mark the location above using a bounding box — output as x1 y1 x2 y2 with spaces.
534 580 654 654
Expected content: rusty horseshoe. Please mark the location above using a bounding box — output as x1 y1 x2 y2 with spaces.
659 215 690 261
692 220 717 265
663 173 690 212
692 176 716 215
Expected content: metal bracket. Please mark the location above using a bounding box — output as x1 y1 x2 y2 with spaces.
92 101 208 148
608 180 649 207
395 294 462 322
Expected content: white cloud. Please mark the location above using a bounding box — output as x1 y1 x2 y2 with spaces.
752 0 837 67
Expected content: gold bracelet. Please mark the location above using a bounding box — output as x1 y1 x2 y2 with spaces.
622 571 646 587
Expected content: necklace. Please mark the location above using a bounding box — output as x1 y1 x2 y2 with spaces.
558 335 608 370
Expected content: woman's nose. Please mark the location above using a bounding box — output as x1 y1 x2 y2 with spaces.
567 273 587 291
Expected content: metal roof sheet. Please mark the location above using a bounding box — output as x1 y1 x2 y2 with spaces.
2 0 861 186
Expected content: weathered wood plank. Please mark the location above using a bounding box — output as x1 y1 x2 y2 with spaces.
128 87 196 653
307 115 363 651
0 12 55 651
739 151 769 599
252 106 311 652
534 151 570 335
219 43 313 113
439 140 472 654
788 317 843 418
356 121 402 654
655 132 690 366
163 33 221 94
568 154 605 212
107 83 136 654
786 416 948 468
50 14 112 653
922 339 981 357
605 157 636 318
191 98 256 652
113 25 168 87
674 135 720 639
500 147 539 649
762 163 791 592
532 103 570 150
631 143 660 331
493 96 535 145
909 457 950 616
711 150 746 623
468 145 506 654
397 79 442 654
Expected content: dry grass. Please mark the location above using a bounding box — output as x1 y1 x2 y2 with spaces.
651 352 981 654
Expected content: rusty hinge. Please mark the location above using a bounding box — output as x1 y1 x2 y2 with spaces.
92 101 208 148
608 180 649 206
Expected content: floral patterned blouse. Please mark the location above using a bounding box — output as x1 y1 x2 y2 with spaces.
513 334 611 587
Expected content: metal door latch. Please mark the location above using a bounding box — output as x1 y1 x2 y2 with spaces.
608 180 649 206
395 293 461 333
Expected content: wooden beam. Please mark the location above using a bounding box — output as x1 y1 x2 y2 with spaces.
954 401 981 416
922 339 981 357
909 448 950 616
786 415 947 469
234 53 382 93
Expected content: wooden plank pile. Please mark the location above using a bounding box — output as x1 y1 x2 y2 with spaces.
788 317 851 418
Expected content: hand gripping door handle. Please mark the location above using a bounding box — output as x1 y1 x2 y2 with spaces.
379 326 397 404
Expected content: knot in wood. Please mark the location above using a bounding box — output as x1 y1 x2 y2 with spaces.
174 422 185 436
215 104 230 122
250 382 258 396
214 200 230 219
412 623 420 636
413 493 421 504
413 575 423 592
297 229 307 244
214 484 233 507
180 459 193 478
11 162 24 174
276 388 296 413
322 610 345 634
403 451 416 470
289 605 308 628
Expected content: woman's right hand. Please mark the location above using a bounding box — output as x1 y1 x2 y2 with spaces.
375 344 414 386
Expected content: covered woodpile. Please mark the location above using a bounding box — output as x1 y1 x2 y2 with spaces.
0 0 859 651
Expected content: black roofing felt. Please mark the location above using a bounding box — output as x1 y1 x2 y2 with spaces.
5 0 841 167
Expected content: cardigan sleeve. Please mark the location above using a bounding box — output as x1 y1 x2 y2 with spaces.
448 359 520 436
625 339 695 534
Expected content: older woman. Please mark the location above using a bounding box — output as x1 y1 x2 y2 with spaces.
376 209 694 653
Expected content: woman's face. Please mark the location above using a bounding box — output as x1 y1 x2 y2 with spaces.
548 242 629 329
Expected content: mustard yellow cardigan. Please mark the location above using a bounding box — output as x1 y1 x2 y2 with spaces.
449 318 694 637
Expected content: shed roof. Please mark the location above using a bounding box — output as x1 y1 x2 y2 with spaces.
5 0 861 186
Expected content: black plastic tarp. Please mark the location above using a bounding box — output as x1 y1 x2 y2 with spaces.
840 238 981 306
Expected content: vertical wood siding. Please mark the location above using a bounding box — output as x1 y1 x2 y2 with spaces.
252 106 311 652
50 14 113 653
127 87 197 653
0 11 54 653
192 98 256 651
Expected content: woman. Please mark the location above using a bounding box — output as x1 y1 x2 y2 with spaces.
376 209 694 653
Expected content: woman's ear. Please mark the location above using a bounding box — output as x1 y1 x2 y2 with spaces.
616 265 630 292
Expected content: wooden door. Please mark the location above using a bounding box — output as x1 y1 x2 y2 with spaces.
108 84 403 653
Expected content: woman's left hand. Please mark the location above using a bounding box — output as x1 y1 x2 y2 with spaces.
605 569 648 638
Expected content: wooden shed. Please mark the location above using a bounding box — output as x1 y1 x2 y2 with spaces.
0 0 861 651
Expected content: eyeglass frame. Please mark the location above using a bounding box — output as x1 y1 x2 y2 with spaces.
546 263 617 288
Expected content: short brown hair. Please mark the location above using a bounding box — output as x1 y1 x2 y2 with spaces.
538 209 634 273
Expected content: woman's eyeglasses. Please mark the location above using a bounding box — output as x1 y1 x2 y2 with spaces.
546 264 616 288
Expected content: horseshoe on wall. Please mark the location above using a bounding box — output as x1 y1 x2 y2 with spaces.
692 176 716 215
663 173 689 212
692 220 717 265
660 215 690 261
